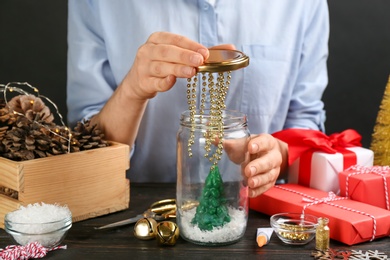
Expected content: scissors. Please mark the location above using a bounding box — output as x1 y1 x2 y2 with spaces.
95 199 177 230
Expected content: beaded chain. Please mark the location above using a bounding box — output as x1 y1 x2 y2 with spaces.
186 71 231 166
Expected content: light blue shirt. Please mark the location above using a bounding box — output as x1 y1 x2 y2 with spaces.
67 0 329 182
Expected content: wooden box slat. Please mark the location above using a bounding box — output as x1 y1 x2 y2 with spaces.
0 142 130 229
0 160 24 192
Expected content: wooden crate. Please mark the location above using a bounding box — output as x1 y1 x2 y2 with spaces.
0 142 130 229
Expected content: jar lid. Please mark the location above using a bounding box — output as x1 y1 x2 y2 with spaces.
197 49 249 73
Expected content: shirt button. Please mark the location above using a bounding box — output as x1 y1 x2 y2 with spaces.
203 3 209 10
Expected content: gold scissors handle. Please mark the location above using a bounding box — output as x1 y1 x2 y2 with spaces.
95 199 176 230
150 198 176 219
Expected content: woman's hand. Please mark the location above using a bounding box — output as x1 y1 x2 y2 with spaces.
244 134 288 198
121 32 209 101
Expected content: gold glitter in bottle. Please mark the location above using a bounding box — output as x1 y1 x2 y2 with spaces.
315 217 330 251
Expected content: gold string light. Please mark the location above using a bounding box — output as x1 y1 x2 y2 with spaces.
186 49 249 166
0 82 72 153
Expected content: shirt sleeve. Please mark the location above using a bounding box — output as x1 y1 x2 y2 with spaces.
284 0 329 132
66 0 116 127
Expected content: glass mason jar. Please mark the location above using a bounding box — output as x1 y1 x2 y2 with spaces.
176 109 250 246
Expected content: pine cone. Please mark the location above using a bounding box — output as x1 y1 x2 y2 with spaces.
0 98 17 130
1 117 53 161
0 94 109 160
0 99 16 152
7 95 54 124
48 125 80 155
71 119 109 151
0 186 18 199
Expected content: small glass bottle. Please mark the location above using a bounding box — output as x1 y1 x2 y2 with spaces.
315 217 330 251
176 109 250 246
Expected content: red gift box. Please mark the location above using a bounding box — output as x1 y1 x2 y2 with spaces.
339 165 390 210
272 129 373 194
249 183 390 245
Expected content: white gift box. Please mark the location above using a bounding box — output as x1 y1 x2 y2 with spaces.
288 147 374 194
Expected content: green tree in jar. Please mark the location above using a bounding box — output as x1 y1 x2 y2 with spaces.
191 165 231 231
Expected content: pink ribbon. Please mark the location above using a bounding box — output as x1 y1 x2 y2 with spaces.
275 185 377 242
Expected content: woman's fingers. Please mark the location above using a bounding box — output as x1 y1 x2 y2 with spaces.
147 32 209 58
140 43 205 69
244 134 283 198
209 44 236 50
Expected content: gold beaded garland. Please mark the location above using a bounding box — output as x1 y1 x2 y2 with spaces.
186 71 231 165
185 49 249 166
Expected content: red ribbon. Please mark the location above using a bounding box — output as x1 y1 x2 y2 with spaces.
272 128 362 187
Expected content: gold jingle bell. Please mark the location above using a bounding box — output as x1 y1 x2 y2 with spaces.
134 217 158 240
156 221 180 246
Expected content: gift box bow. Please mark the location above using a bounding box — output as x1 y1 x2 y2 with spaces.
272 128 362 165
272 129 362 187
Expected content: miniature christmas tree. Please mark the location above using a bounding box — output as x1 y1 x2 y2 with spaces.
370 75 390 165
191 165 231 231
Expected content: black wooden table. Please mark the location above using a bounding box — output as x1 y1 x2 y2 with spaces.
1 183 389 259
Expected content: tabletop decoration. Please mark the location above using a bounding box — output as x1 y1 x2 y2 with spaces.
0 82 130 230
370 75 390 166
176 50 250 245
311 248 388 259
249 183 390 245
191 166 231 231
349 250 388 259
155 221 180 246
339 165 390 210
0 242 66 260
272 128 373 194
133 218 158 240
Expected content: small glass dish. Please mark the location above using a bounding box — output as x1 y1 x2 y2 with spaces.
270 212 318 245
4 213 72 248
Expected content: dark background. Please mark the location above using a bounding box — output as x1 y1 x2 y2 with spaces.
0 0 389 148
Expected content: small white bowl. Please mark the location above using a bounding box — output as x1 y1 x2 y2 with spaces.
4 213 72 248
270 213 318 245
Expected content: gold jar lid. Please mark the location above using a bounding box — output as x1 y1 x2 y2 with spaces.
197 49 249 73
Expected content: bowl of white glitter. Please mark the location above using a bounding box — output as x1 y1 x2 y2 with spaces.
4 203 72 248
